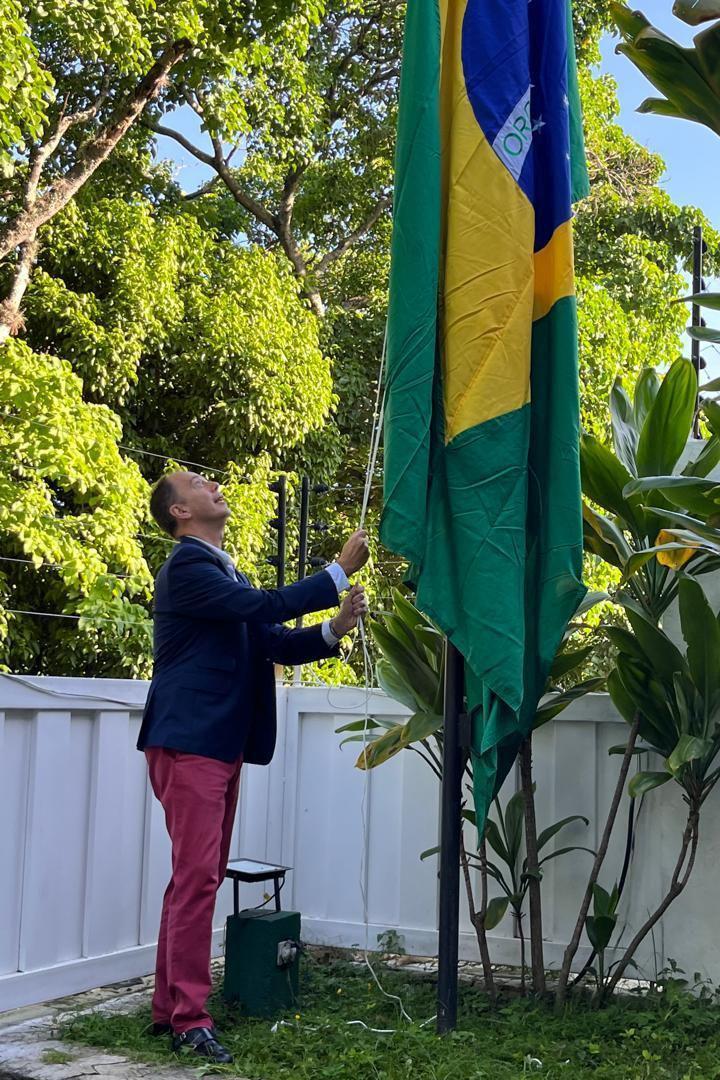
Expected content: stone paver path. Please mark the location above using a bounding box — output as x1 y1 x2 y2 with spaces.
0 970 250 1080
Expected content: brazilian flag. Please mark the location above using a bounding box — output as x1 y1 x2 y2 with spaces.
380 0 589 828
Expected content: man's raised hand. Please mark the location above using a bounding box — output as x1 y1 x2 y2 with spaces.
337 528 370 576
332 585 369 636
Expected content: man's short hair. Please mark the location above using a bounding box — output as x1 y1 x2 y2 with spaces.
150 474 180 536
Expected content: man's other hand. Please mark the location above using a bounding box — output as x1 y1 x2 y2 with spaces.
337 529 370 576
332 585 369 636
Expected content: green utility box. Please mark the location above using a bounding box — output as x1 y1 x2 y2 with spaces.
223 909 301 1017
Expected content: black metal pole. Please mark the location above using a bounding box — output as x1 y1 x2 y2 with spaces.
436 641 465 1034
277 474 286 588
296 475 310 629
692 225 704 437
268 475 287 588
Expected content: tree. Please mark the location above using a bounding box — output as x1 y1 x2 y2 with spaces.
0 0 322 340
0 180 333 674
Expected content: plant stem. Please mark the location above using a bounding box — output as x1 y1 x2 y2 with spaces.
601 803 700 1000
516 909 526 994
520 736 546 995
555 712 641 1012
460 831 495 998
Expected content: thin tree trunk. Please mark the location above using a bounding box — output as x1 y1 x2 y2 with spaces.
520 736 546 994
0 233 38 343
0 40 191 262
554 712 641 1012
460 832 495 998
602 804 699 1000
516 911 526 994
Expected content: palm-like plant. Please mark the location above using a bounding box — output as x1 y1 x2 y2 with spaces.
610 1 720 137
337 588 603 992
600 575 720 996
581 357 720 621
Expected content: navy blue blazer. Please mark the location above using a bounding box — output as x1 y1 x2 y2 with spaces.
137 536 341 764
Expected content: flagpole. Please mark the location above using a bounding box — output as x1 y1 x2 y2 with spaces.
436 640 465 1034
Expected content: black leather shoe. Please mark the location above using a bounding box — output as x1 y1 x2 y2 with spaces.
149 1022 172 1037
173 1026 233 1064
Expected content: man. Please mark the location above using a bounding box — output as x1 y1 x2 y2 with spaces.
137 470 369 1064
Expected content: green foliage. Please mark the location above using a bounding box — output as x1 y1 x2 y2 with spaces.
585 882 622 991
464 792 592 937
60 954 720 1077
608 579 720 807
0 337 152 676
580 359 720 622
611 2 720 137
0 0 52 175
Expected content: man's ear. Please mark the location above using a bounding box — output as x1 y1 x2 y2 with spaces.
170 502 190 523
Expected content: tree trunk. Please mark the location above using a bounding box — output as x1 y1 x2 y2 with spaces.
601 803 700 1000
554 712 640 1012
0 40 191 262
0 233 38 343
520 736 546 994
460 831 496 998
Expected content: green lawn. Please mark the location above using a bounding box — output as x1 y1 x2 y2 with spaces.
60 957 720 1079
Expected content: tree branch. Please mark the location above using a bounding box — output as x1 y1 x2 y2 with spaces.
554 713 641 1012
0 40 192 262
147 119 217 168
314 194 392 275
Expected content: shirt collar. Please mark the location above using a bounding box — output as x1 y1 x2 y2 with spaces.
183 535 235 572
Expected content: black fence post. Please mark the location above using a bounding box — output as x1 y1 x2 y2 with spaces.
692 225 704 438
268 475 287 588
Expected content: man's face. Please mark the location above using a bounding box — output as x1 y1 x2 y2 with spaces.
169 471 231 532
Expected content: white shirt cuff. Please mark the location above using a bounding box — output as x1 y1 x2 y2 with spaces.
325 560 350 596
322 618 342 646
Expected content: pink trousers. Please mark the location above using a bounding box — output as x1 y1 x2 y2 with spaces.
145 748 243 1033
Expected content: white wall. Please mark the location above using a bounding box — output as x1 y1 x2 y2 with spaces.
0 676 715 1012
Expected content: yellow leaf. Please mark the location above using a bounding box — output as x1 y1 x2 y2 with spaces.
655 530 697 569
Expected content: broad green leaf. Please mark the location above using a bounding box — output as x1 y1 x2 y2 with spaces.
582 503 632 565
376 657 421 713
607 668 639 726
635 358 697 477
536 814 589 852
676 290 720 309
673 0 720 27
688 326 720 344
402 711 443 744
610 378 639 475
624 475 720 517
628 770 673 798
625 608 687 685
335 717 383 734
550 645 594 681
420 845 440 861
633 367 661 430
355 724 406 770
369 621 439 711
581 435 643 533
682 435 720 478
483 896 509 931
538 845 595 867
533 679 605 729
484 817 510 865
679 576 720 706
667 733 712 775
586 913 617 952
503 791 526 865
